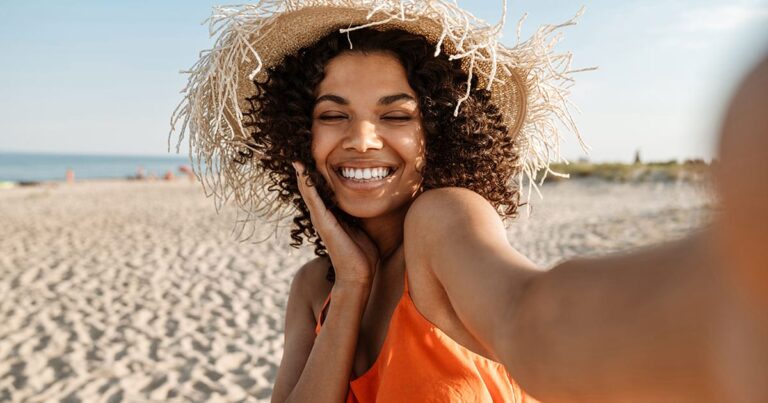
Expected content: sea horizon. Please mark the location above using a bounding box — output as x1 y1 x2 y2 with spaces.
0 151 191 183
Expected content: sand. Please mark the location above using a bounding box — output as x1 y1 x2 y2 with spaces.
0 179 714 402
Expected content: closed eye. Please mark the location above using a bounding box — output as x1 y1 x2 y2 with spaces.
317 114 347 121
382 116 412 121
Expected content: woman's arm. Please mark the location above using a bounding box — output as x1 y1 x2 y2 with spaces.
505 231 727 401
271 258 371 403
271 162 381 402
404 55 768 401
714 55 768 307
404 187 740 402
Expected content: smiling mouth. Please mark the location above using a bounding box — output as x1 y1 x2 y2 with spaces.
335 166 395 182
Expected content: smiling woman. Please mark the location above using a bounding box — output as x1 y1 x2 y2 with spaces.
171 1 768 402
229 24 538 402
240 27 521 267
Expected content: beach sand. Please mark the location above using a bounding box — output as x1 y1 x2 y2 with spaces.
0 179 714 402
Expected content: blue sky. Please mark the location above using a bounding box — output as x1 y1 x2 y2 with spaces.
0 0 766 162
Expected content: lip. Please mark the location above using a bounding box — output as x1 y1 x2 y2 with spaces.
332 159 398 170
331 160 398 191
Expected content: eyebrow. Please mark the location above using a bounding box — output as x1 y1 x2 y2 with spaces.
314 93 417 106
315 94 348 105
378 93 416 105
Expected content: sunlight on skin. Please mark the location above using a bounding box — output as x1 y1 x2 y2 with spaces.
310 52 426 254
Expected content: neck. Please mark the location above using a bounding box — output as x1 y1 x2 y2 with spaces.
359 202 411 261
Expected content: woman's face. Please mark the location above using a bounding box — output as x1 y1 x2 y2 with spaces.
311 52 425 219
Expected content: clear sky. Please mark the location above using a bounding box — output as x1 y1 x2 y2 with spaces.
0 0 766 162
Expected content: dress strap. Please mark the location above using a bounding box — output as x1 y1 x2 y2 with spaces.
403 268 409 294
317 292 332 328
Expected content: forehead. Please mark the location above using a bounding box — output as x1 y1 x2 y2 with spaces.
315 52 415 97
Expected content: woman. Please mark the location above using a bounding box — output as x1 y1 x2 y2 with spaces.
260 28 536 401
171 1 768 401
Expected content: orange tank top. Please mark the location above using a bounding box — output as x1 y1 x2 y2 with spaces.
314 270 538 402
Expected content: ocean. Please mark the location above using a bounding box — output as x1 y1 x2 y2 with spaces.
0 152 191 183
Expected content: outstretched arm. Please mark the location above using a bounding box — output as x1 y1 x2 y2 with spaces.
405 189 724 401
404 55 768 402
714 55 768 306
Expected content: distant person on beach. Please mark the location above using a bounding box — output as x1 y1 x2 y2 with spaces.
178 165 195 182
172 1 767 401
65 168 75 184
136 166 146 180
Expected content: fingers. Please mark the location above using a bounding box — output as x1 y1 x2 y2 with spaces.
292 161 337 235
292 161 322 212
292 161 380 278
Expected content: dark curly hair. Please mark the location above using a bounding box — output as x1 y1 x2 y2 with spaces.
241 28 521 276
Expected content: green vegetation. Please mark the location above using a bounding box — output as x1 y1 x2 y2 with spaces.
538 159 711 183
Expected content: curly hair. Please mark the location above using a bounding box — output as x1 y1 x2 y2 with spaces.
241 28 521 276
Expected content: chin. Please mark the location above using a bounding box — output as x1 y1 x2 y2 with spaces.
335 201 389 219
335 195 415 221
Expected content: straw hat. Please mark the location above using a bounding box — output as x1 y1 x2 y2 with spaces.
170 0 589 240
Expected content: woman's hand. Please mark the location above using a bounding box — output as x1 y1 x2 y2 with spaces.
293 161 380 288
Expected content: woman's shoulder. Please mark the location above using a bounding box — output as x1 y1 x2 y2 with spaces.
403 185 525 292
403 188 507 361
290 256 333 322
405 187 502 245
407 187 498 223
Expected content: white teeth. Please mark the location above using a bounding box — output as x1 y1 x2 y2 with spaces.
339 167 392 180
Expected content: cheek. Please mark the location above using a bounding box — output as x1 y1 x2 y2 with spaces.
310 129 327 163
310 130 334 179
397 129 426 170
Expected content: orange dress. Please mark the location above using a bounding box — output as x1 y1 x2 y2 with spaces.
314 270 538 402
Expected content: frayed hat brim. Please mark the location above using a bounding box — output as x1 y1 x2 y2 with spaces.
170 0 592 241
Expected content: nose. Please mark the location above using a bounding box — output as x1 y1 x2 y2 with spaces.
342 119 383 152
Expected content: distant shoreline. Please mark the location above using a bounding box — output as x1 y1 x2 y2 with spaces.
0 151 190 183
541 160 712 183
0 176 198 189
0 161 712 191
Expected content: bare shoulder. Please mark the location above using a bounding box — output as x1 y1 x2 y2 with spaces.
407 187 498 221
402 189 519 361
290 256 333 320
405 187 504 236
405 187 507 257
